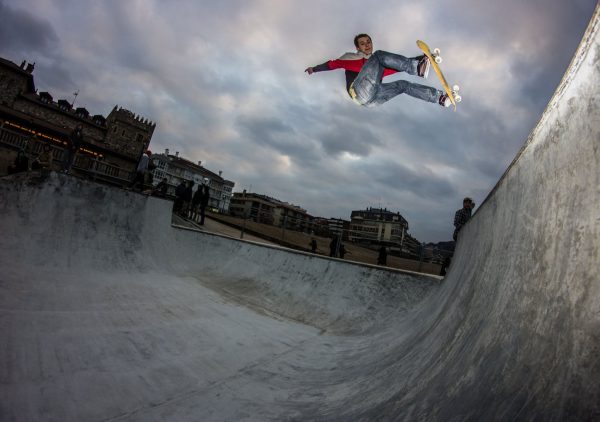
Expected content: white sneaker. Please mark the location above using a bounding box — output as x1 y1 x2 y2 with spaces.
439 93 452 107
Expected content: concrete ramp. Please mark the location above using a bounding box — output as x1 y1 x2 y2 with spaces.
1 6 599 421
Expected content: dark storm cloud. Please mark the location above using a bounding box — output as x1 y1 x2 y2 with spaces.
235 115 323 166
318 117 383 157
0 0 58 53
361 159 456 198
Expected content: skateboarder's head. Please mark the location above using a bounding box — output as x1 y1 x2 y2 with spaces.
354 33 372 55
463 197 474 209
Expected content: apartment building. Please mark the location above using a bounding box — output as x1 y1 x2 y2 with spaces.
151 150 234 212
349 207 409 246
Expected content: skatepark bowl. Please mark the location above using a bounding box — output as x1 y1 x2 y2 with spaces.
1 8 599 422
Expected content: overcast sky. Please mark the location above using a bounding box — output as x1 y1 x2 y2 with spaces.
0 0 596 242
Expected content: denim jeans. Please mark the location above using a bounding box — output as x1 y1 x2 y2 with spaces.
351 50 441 107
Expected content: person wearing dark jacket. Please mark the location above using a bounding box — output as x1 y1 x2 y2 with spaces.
62 124 83 173
453 197 475 241
8 149 29 174
182 181 194 218
173 180 187 215
195 180 210 225
377 246 388 266
153 178 168 197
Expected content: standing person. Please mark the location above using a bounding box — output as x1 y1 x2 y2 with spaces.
377 246 388 266
36 144 54 176
173 180 187 215
153 177 169 197
191 184 202 222
309 238 318 253
130 150 152 191
329 236 339 258
8 149 29 174
197 179 210 225
440 256 452 276
62 124 83 173
339 244 350 259
453 197 475 241
182 180 194 218
305 33 452 108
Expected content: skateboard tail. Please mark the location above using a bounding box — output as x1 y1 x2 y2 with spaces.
416 40 458 111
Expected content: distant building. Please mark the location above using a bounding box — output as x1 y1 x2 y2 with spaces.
229 191 312 232
0 56 155 182
326 218 351 241
151 150 234 212
349 207 409 246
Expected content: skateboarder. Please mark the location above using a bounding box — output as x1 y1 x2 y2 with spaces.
305 33 452 108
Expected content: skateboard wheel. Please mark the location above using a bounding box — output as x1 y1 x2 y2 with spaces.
435 56 443 64
433 48 441 55
453 84 460 92
454 94 462 103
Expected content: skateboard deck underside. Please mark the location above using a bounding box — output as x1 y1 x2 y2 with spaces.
417 40 457 110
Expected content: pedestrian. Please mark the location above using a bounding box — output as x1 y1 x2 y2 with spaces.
191 184 202 221
153 177 169 197
62 124 83 173
453 197 475 241
305 33 452 108
329 236 339 258
35 144 54 176
173 180 187 215
440 256 451 276
8 149 29 174
130 150 152 191
182 180 194 218
197 179 210 225
377 246 388 266
309 238 318 253
339 244 350 259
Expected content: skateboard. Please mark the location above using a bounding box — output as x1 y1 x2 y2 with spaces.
416 40 461 110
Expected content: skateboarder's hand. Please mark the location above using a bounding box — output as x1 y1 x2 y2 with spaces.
304 67 314 75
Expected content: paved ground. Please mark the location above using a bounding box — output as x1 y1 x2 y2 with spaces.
0 8 598 421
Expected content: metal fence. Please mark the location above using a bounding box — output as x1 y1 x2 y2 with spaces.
0 126 134 185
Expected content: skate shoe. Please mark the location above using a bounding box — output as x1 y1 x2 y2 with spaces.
417 55 430 78
439 93 452 107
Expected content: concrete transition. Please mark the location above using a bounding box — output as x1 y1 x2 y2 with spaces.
1 8 599 422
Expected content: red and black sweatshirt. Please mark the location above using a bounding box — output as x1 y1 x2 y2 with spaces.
312 52 398 95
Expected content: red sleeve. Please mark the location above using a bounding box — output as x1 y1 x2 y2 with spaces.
327 59 365 73
328 59 398 78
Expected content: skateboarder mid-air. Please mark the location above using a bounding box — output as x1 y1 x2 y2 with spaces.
305 33 453 108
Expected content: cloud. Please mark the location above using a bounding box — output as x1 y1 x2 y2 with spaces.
0 0 59 54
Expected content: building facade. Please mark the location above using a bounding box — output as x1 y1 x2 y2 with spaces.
0 56 155 182
151 151 234 212
229 192 312 232
349 207 409 246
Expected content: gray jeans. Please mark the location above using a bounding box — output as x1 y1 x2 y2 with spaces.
350 50 441 107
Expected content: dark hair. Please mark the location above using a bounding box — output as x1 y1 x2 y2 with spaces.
354 33 371 48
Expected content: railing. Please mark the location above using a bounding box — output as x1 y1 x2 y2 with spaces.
0 126 134 185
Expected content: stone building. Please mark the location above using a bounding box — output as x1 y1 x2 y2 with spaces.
0 56 155 183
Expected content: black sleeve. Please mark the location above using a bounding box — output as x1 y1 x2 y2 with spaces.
312 61 331 72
